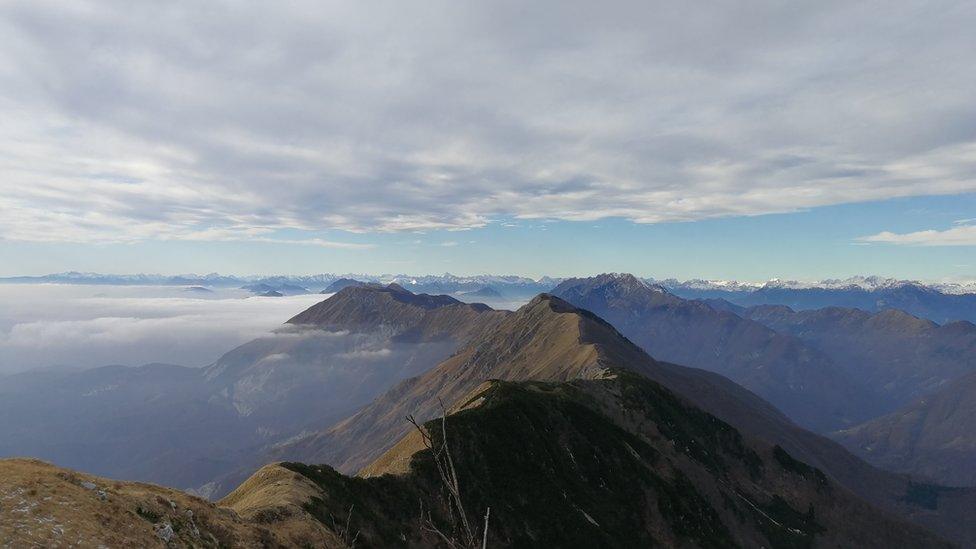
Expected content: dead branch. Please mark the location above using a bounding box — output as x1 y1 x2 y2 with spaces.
406 400 489 549
329 503 360 549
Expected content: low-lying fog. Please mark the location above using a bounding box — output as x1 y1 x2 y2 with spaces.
0 284 329 374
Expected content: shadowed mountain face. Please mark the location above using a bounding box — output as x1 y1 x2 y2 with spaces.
744 305 976 413
552 273 875 432
0 284 506 493
836 369 976 488
226 374 950 548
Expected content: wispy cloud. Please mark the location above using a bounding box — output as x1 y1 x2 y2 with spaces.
1 1 975 244
859 224 976 246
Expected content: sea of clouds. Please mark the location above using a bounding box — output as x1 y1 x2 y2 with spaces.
0 284 328 374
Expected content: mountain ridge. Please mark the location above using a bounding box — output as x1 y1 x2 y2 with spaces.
553 273 875 431
228 371 952 547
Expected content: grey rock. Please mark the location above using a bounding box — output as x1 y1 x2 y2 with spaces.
154 522 174 542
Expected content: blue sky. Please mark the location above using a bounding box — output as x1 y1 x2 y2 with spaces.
4 192 974 281
2 2 975 281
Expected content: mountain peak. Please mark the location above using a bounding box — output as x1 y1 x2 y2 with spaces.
596 272 655 287
292 283 465 325
285 283 506 344
551 274 678 313
524 292 573 310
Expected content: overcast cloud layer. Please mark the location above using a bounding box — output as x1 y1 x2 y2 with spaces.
2 1 976 243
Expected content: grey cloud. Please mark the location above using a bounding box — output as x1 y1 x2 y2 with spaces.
1 0 975 242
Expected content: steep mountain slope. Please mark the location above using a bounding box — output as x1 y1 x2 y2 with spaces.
278 293 796 474
0 285 507 494
267 292 976 546
230 374 950 548
276 294 615 472
0 458 334 548
552 273 874 431
836 369 976 487
744 305 976 412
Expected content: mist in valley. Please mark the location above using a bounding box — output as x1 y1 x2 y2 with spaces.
0 284 329 375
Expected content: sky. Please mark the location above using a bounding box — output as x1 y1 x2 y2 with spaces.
2 1 976 281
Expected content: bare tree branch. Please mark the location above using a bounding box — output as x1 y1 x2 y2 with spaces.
406 403 488 549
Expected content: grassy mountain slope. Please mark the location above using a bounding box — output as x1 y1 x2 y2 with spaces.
0 458 334 548
230 373 949 548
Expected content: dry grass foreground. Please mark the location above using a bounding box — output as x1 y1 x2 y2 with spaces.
0 458 338 548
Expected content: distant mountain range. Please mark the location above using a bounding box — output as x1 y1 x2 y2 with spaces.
657 275 976 295
0 271 560 299
661 277 976 324
6 271 976 321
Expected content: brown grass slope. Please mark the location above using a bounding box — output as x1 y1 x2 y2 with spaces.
0 458 339 548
